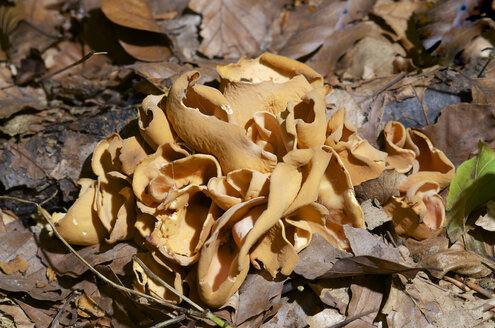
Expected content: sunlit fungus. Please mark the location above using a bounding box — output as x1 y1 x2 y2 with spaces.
51 53 455 308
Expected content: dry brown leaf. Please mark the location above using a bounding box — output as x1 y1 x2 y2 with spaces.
423 104 495 167
101 0 162 33
188 0 285 58
344 225 402 262
309 280 349 314
475 200 495 232
38 239 138 278
272 1 346 59
23 0 63 36
307 21 384 78
0 67 46 120
345 276 384 328
384 274 489 328
235 273 285 326
0 298 34 328
360 199 392 230
403 236 449 263
306 308 344 328
294 233 351 280
335 36 405 80
372 0 418 50
114 26 172 62
420 249 494 279
262 296 308 328
321 255 419 279
354 169 406 204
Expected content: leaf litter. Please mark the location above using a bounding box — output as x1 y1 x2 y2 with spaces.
1 0 495 327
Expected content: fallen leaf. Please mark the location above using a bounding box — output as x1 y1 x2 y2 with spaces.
114 25 172 62
372 1 418 50
13 299 54 328
382 275 440 327
424 104 495 167
354 169 406 204
385 273 488 327
446 141 495 242
309 280 349 314
307 21 384 78
76 293 105 318
0 255 30 275
294 233 351 280
188 0 284 58
360 199 392 230
127 61 193 92
321 255 420 279
344 276 384 328
272 1 346 59
344 225 402 263
23 0 63 36
101 0 162 33
38 237 139 278
235 273 285 326
420 249 494 279
0 67 47 120
335 36 405 80
0 298 34 328
306 308 344 328
403 236 449 263
475 200 495 232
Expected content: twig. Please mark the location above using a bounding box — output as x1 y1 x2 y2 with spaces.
34 51 108 83
462 279 493 298
150 314 186 328
0 195 203 318
443 276 470 292
132 255 204 313
477 48 495 78
133 256 234 328
50 291 80 328
411 86 430 126
327 308 379 328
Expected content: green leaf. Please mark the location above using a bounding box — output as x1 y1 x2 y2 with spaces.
446 141 495 242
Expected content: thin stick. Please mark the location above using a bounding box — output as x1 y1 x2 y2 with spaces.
463 280 493 298
328 309 379 328
0 195 202 318
50 291 80 328
133 256 204 313
133 256 234 328
444 276 470 292
35 51 108 83
151 314 186 328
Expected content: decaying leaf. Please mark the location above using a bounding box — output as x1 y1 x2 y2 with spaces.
321 255 420 279
475 200 495 232
188 0 284 59
294 233 351 280
420 249 494 279
447 141 495 242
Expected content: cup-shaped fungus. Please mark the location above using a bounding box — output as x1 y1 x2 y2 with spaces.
383 121 415 173
208 168 270 210
384 181 445 240
138 95 176 150
132 143 190 210
133 252 184 304
217 53 323 128
399 128 455 193
148 185 220 266
165 71 277 174
51 179 107 245
325 108 387 186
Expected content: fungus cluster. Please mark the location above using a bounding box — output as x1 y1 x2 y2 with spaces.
51 53 454 308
